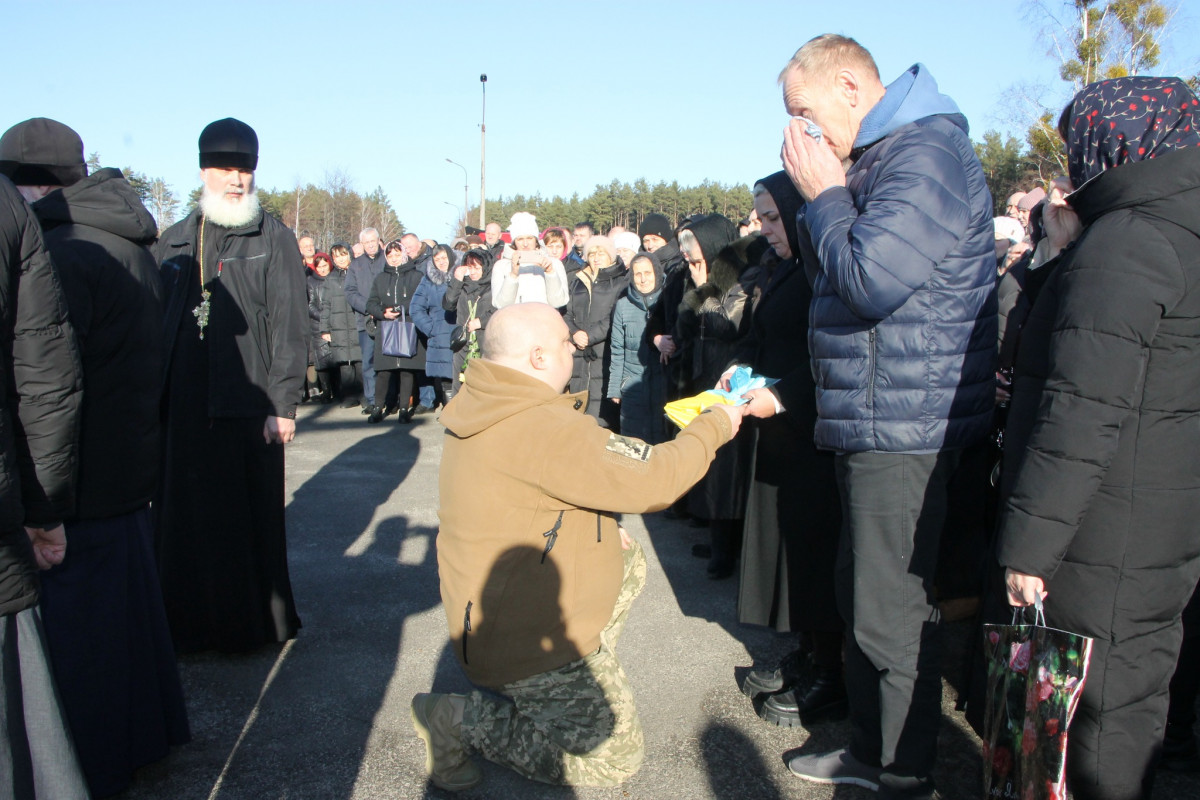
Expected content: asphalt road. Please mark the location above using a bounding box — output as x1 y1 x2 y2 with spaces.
121 402 1200 800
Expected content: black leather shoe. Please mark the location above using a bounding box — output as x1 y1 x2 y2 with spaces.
760 669 847 727
412 404 433 415
397 408 414 424
367 406 384 424
742 650 809 698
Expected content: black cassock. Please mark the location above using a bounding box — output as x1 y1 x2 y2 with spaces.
155 221 302 654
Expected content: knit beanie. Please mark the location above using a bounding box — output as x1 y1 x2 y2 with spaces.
508 211 540 240
583 235 616 262
638 212 674 242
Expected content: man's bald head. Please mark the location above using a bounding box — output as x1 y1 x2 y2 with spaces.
483 303 574 392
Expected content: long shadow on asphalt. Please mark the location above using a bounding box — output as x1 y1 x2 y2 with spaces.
124 414 434 799
643 511 796 682
702 721 784 799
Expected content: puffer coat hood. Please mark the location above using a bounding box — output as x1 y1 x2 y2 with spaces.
32 167 163 521
33 168 158 241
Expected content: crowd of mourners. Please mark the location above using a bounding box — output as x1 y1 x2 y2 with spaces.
2 30 1200 800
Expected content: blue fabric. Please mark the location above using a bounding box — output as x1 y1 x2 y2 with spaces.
801 68 997 454
854 64 964 150
411 275 455 379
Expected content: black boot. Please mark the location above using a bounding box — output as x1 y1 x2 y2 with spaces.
367 406 384 424
1160 722 1200 772
706 519 741 580
742 649 810 699
759 667 848 727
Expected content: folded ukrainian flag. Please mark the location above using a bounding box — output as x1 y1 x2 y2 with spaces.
663 366 779 429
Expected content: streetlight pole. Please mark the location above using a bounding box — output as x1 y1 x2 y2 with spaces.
442 201 461 239
445 158 468 234
479 73 487 230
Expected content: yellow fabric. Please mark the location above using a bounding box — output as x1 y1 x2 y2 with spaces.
664 391 738 430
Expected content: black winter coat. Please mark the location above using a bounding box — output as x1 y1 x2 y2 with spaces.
366 262 426 371
307 271 333 369
443 253 496 385
675 235 764 393
734 255 841 632
564 262 628 420
320 267 361 364
156 207 309 419
996 149 1200 786
0 176 82 614
32 168 163 521
675 234 763 521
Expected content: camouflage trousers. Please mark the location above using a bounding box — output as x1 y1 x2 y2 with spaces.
461 539 648 786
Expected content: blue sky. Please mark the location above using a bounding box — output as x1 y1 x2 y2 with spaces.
4 0 1197 239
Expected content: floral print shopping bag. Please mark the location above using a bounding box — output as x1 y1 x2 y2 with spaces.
981 598 1093 799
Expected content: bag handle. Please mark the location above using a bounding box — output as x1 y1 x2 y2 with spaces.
1009 593 1046 627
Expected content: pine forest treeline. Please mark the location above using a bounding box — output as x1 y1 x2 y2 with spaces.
466 179 755 236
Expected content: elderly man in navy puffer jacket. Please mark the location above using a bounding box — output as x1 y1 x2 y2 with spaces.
761 34 995 799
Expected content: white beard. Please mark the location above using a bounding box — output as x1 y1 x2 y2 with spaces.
199 182 261 228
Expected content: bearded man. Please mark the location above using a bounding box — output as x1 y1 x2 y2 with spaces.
154 118 308 654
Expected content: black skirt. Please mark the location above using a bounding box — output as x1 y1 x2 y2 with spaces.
737 418 843 633
39 506 191 797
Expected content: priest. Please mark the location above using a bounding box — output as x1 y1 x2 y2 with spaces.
154 118 307 653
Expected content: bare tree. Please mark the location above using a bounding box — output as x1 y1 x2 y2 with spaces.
146 178 179 233
1015 0 1179 181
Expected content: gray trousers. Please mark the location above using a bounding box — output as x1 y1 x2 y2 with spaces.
835 450 959 783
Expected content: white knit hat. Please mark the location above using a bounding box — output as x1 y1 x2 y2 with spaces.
613 232 641 254
508 212 540 240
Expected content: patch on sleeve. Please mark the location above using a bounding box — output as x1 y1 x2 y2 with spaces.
605 434 652 462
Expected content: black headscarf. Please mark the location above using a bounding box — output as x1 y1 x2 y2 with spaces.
1059 75 1200 190
755 171 804 259
460 247 494 299
681 214 737 267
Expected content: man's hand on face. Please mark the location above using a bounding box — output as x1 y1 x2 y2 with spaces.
782 118 847 202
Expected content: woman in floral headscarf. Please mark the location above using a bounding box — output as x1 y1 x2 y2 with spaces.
994 76 1200 800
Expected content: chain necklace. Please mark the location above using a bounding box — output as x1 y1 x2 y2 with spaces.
192 216 212 339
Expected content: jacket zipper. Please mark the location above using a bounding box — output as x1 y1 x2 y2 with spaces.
596 514 602 543
541 511 565 563
462 601 472 664
867 328 877 410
